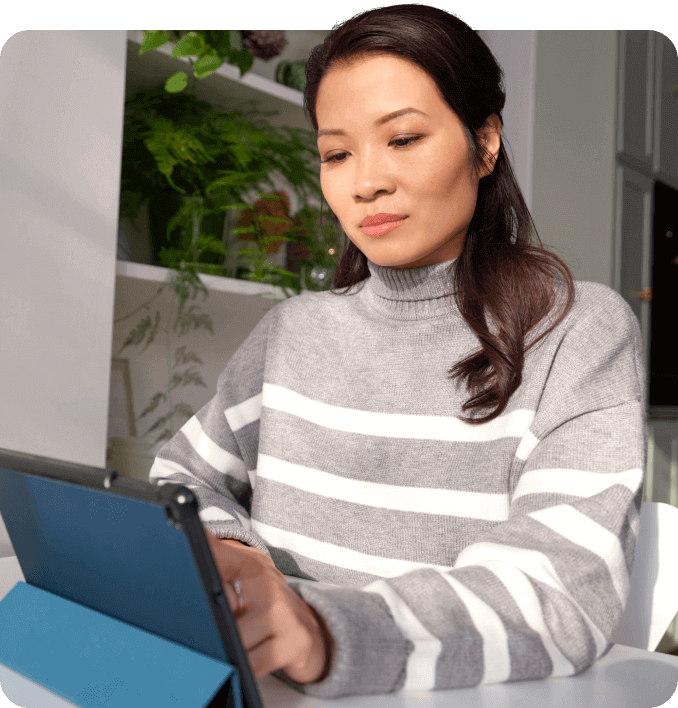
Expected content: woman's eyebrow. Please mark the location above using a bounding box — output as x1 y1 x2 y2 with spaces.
317 107 429 138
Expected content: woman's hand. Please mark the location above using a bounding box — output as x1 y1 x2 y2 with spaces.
203 528 335 684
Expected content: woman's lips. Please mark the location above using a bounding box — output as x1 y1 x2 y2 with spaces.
361 218 406 237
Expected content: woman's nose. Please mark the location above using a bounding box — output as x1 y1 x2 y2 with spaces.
353 151 395 200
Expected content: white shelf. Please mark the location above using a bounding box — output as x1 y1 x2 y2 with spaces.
115 260 289 300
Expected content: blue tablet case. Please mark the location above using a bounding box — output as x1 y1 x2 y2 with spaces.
0 450 261 708
0 581 241 708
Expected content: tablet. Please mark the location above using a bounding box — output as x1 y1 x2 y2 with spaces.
0 447 265 708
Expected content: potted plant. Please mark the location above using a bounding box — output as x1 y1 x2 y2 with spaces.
122 29 342 292
110 33 344 478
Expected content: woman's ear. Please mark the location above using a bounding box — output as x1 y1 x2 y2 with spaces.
479 114 501 178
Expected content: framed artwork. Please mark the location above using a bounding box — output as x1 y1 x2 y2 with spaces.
108 358 136 438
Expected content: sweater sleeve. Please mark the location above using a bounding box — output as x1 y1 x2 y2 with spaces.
274 285 647 698
148 302 280 556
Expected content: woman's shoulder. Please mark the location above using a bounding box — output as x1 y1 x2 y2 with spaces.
571 280 639 327
548 279 642 354
527 279 639 358
262 287 359 328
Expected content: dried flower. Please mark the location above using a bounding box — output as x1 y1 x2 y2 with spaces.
241 31 288 61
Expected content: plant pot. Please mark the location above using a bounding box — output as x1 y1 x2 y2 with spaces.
275 60 307 92
106 437 166 482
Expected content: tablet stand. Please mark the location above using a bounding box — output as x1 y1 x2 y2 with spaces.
0 581 242 708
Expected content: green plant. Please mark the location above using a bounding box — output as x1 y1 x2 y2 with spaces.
119 83 329 295
126 30 345 293
116 30 346 444
139 31 257 94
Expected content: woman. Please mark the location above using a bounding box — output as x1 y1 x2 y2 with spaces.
150 5 646 698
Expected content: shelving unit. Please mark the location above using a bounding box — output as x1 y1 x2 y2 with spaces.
110 32 323 481
119 30 322 290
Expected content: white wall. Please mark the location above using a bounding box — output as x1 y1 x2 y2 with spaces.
482 31 619 288
481 31 537 212
531 31 618 286
0 31 127 467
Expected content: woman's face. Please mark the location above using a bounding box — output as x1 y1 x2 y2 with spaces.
315 53 499 269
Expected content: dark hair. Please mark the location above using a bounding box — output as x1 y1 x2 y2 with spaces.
303 4 576 425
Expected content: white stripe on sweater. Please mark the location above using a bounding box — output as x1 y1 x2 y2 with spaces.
149 456 204 485
257 454 510 521
180 416 247 478
225 392 262 432
513 467 643 502
262 383 534 442
454 542 608 656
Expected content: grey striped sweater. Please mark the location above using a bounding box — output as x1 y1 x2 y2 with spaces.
149 257 647 698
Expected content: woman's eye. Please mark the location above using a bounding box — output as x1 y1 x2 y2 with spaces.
320 136 422 164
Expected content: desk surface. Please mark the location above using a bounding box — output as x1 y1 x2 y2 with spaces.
1 556 677 708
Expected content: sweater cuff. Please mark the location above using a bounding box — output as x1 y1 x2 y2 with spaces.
203 523 272 557
274 580 412 699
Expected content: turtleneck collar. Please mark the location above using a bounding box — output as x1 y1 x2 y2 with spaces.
359 257 458 320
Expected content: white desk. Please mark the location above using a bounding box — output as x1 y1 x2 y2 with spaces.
1 555 677 708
